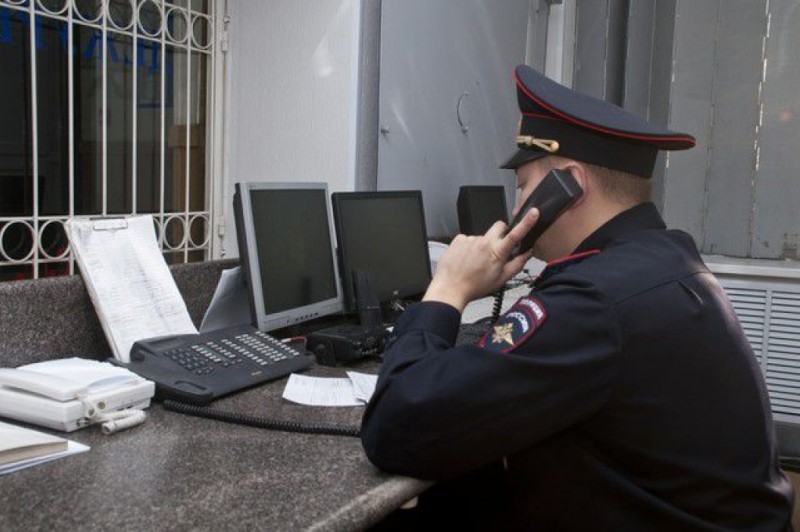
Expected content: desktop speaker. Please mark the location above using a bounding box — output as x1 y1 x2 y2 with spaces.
457 186 509 236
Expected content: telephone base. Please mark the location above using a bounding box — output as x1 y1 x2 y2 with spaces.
0 380 154 432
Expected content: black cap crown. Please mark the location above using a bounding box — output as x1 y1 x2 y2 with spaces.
501 65 695 178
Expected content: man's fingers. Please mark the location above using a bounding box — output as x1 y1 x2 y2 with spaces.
502 249 533 281
484 220 509 240
498 208 540 256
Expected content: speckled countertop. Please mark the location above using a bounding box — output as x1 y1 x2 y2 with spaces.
0 362 431 531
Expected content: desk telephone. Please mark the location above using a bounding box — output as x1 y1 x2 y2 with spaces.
124 325 313 405
125 326 361 437
0 358 154 432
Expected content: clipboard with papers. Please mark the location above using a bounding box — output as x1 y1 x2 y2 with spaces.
65 215 198 363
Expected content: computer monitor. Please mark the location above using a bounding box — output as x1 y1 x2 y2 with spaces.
332 191 432 311
234 182 343 332
457 185 509 235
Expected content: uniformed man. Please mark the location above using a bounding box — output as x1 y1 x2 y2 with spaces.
361 65 795 530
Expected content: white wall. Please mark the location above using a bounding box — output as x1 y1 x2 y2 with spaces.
223 0 361 257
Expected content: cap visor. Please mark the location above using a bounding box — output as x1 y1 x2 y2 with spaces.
500 149 547 170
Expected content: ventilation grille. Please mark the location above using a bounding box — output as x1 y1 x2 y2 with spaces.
722 281 800 419
725 287 767 364
766 292 800 417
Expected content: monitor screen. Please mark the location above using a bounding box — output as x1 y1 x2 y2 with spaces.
457 185 509 235
235 182 342 331
332 191 432 310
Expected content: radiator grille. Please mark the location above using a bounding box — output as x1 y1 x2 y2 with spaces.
765 292 800 416
725 287 767 364
722 281 800 419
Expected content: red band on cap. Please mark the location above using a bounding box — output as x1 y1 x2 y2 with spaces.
521 111 560 122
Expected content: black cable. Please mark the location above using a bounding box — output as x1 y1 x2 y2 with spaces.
163 400 361 438
491 288 505 324
519 268 536 285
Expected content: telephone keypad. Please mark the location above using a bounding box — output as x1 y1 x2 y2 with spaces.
173 332 304 371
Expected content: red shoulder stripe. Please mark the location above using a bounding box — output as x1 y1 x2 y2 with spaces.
545 249 601 268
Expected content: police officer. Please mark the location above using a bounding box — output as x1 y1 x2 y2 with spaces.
361 65 795 530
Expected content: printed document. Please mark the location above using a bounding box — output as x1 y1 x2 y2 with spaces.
346 371 379 403
66 216 198 362
282 372 379 407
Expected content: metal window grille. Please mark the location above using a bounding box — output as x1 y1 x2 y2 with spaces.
0 0 218 281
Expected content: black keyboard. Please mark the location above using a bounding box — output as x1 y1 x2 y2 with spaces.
455 321 492 346
124 325 313 405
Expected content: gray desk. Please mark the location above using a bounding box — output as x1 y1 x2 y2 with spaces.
0 362 431 531
0 262 431 530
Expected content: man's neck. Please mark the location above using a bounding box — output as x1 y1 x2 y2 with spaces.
539 201 637 261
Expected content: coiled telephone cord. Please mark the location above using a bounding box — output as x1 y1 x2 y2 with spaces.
163 400 361 438
491 289 505 324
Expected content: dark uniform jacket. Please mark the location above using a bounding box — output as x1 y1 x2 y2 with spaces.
361 202 794 530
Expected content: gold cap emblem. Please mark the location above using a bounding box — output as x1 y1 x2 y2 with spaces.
515 117 560 153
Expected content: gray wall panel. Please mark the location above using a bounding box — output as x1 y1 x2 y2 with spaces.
645 0 675 208
623 0 655 119
573 0 629 107
526 0 551 73
752 0 800 260
605 0 628 106
647 0 675 128
377 0 528 238
355 0 382 192
702 0 766 256
573 0 609 99
568 0 797 262
661 0 718 240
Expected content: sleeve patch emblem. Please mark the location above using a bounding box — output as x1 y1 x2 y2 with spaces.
477 297 547 353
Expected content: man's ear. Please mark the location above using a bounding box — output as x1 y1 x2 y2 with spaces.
559 162 588 209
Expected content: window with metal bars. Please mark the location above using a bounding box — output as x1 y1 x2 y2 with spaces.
0 0 217 282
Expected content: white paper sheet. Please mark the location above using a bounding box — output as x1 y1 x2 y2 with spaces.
200 266 251 333
0 441 90 476
282 374 362 407
66 216 198 362
346 372 379 403
282 372 379 407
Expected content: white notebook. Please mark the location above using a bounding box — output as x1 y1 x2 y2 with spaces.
0 421 68 466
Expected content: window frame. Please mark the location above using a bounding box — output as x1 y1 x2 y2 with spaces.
0 0 226 281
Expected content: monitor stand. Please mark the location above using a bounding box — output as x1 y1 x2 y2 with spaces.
354 270 383 329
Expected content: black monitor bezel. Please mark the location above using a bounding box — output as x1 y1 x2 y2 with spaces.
332 190 432 311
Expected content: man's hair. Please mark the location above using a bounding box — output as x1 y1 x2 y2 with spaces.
542 156 651 205
585 163 652 205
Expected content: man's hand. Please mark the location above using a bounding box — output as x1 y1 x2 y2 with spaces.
423 208 539 313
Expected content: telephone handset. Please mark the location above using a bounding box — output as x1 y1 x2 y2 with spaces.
0 360 144 402
0 369 87 402
509 168 583 256
486 169 582 324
